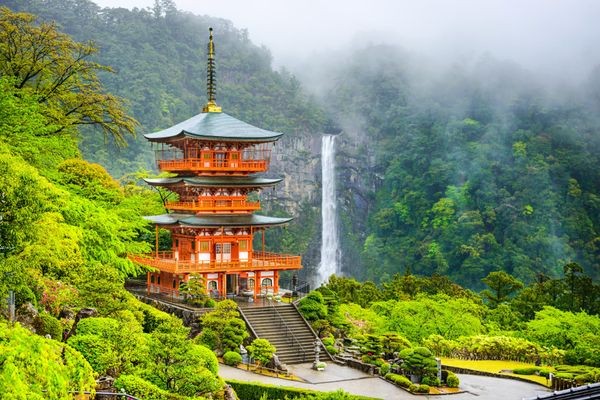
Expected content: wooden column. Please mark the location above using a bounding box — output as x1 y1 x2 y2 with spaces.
253 272 259 302
155 225 159 258
274 270 279 294
146 272 151 295
221 272 227 298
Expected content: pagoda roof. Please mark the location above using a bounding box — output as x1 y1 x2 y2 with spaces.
144 176 282 188
144 112 283 143
145 213 292 228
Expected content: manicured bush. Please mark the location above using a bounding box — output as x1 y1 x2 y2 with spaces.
538 368 552 378
326 344 339 355
226 379 375 400
421 376 440 386
379 362 391 376
223 351 242 366
297 291 328 321
385 373 411 388
35 312 63 340
446 372 460 388
512 367 540 375
247 338 276 366
204 298 216 308
415 384 430 393
114 374 197 400
408 384 419 393
139 303 172 333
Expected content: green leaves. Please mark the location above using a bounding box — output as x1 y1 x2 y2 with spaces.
0 322 95 399
0 7 137 144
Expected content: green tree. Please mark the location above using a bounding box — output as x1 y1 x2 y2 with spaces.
144 320 222 396
198 299 247 354
481 271 524 307
399 347 438 381
0 322 96 399
0 7 136 143
247 338 276 367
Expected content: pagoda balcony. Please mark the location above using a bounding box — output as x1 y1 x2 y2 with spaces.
166 196 260 213
130 251 301 274
157 158 269 174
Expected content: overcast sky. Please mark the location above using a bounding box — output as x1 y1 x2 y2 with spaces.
92 0 600 80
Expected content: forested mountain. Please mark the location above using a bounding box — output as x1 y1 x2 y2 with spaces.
322 46 600 287
7 0 600 289
4 0 327 178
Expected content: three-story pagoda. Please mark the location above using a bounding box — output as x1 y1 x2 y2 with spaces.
131 28 301 300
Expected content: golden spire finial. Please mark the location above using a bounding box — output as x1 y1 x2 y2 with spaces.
202 27 222 113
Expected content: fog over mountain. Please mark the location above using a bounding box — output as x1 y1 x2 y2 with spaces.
93 0 599 84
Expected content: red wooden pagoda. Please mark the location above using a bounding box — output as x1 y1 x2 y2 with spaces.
131 28 301 300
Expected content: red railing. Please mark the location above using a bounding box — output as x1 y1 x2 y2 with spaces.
166 196 260 213
129 251 301 274
157 158 268 174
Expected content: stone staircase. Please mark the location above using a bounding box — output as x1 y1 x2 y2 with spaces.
239 303 330 365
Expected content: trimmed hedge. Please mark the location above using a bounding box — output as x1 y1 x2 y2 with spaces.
226 379 377 400
385 373 412 389
512 367 540 375
114 374 204 400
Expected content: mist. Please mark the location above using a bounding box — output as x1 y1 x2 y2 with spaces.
92 0 600 88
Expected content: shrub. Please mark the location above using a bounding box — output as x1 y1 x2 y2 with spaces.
512 367 540 375
379 362 391 376
415 384 430 393
35 312 62 340
421 376 440 386
538 368 552 378
297 291 328 321
385 373 411 388
326 344 339 355
204 299 216 308
226 379 373 400
223 351 242 366
399 347 438 379
139 303 172 333
408 384 419 393
446 372 460 388
247 338 276 366
114 374 194 400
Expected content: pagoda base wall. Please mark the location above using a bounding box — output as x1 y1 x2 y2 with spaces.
146 269 280 300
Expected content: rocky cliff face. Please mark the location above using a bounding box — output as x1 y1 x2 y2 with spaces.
263 130 379 282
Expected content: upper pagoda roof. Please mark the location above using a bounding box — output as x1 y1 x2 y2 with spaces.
145 213 292 228
144 112 283 143
144 176 282 188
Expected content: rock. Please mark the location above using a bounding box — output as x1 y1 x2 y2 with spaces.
223 384 236 400
96 376 115 392
16 303 38 332
63 308 97 341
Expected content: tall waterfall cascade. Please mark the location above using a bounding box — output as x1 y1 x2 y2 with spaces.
317 135 340 286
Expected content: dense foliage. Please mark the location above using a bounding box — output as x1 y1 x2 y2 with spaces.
226 380 376 400
299 274 600 372
323 45 600 287
0 8 223 398
0 322 96 399
4 0 327 178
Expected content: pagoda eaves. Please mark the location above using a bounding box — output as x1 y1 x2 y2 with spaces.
144 112 283 143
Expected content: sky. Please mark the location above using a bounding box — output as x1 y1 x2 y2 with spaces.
92 0 600 81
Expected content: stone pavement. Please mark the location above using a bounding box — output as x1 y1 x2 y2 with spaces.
218 363 552 400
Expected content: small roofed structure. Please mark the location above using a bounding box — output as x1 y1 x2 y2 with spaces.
130 28 302 300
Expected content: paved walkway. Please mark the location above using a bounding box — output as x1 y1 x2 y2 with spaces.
218 363 552 400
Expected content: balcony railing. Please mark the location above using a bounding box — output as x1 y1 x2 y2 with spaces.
157 158 268 174
166 196 260 213
129 251 302 274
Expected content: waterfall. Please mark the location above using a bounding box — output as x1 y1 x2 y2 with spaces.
317 135 340 286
